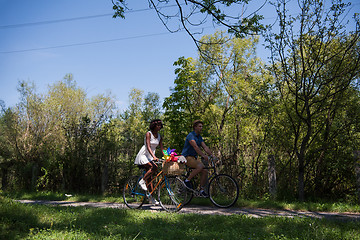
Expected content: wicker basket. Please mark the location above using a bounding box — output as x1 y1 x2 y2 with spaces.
162 161 185 175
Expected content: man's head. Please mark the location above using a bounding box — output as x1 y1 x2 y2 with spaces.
192 120 204 133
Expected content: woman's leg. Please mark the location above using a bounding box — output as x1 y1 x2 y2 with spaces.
142 161 158 193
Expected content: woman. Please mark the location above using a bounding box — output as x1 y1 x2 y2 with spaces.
134 119 164 204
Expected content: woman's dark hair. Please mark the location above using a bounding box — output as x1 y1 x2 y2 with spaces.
149 119 163 130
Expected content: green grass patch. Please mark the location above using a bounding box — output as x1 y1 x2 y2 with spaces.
1 196 360 240
2 190 360 213
1 191 124 204
235 199 360 213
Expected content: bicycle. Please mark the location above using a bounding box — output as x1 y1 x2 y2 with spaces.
123 160 189 212
180 156 239 208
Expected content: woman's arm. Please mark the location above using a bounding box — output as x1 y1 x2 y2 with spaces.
145 132 158 160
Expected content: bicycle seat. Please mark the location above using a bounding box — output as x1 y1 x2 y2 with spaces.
136 164 146 170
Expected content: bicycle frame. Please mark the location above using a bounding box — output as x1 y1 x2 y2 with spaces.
185 156 221 188
135 161 174 197
181 156 239 208
145 169 165 196
124 162 187 212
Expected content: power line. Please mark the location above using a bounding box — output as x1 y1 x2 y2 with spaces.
1 1 358 30
1 2 357 53
0 8 154 29
0 5 180 29
0 25 220 54
0 24 220 54
0 31 174 54
0 13 114 29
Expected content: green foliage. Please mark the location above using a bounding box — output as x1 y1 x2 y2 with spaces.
163 57 199 150
164 31 275 198
266 0 360 201
1 4 360 202
112 1 265 38
0 81 165 194
119 88 163 173
0 75 120 193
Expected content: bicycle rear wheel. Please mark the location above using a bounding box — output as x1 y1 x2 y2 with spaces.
123 175 146 209
208 174 239 208
158 176 188 212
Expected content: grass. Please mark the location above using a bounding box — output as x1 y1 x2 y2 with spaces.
2 190 360 213
235 198 360 213
1 195 360 240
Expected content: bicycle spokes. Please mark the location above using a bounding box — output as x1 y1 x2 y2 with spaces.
208 174 239 208
158 177 187 212
123 175 146 209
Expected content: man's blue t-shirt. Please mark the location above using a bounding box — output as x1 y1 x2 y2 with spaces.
181 131 204 157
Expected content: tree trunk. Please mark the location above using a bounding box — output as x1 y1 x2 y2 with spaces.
298 159 305 201
1 166 9 190
268 155 277 199
355 150 360 204
31 163 38 191
101 163 109 193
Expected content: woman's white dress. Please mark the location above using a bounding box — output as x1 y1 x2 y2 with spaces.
134 131 161 165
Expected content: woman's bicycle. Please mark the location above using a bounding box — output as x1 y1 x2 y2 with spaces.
181 156 239 208
123 160 189 212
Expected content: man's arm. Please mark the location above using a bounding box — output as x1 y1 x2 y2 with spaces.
201 142 213 156
189 140 207 159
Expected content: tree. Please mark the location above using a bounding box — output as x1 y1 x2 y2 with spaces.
0 105 17 190
0 74 118 193
143 92 162 124
163 56 201 151
164 31 274 196
112 0 265 53
47 75 115 192
266 0 360 201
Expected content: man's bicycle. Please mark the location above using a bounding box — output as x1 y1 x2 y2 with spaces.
123 160 189 212
181 156 239 208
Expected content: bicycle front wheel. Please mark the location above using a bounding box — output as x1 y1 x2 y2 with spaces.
178 175 194 206
208 174 239 208
123 175 146 209
158 176 188 212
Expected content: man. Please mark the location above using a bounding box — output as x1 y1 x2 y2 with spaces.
181 120 213 197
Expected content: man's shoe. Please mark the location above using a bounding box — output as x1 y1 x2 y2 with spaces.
184 180 193 190
139 178 148 191
199 190 209 198
148 196 159 205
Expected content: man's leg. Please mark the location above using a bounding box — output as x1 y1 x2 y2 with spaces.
185 156 204 181
200 168 208 189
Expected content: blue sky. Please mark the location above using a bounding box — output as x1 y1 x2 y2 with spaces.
0 0 358 111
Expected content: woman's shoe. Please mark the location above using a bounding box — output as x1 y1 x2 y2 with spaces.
139 178 148 191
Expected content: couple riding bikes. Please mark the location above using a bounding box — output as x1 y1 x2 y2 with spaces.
134 119 212 204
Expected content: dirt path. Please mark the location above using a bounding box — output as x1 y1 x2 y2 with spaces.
16 200 360 221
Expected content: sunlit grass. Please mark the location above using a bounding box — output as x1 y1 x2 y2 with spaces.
2 190 360 213
235 199 360 213
1 196 360 240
